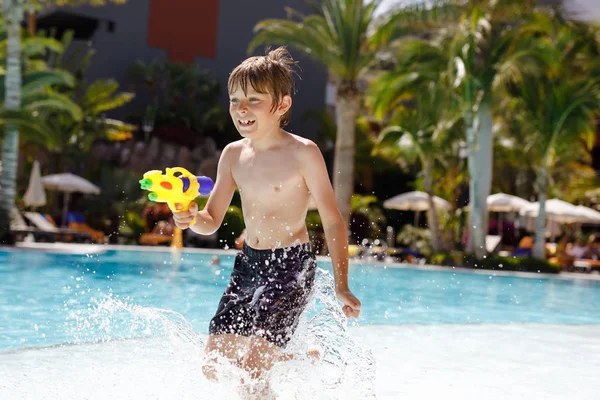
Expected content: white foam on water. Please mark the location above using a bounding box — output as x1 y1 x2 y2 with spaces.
2 324 600 399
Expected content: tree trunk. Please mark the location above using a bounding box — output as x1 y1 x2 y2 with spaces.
534 167 547 259
0 1 23 241
424 162 443 253
466 112 485 257
333 91 360 231
475 101 493 254
27 10 36 36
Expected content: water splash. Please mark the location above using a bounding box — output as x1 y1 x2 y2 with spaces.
56 268 375 399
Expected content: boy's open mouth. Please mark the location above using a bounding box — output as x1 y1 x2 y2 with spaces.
239 119 256 126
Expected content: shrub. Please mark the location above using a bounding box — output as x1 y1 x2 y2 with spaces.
462 254 560 274
428 252 560 274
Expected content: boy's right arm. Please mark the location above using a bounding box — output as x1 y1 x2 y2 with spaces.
173 144 236 235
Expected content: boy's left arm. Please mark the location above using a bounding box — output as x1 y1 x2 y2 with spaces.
300 141 361 319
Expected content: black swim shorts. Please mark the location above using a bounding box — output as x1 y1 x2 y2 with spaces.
208 242 317 347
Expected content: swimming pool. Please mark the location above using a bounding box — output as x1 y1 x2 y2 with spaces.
1 247 600 399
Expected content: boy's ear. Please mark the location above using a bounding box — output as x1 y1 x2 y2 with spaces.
277 95 292 115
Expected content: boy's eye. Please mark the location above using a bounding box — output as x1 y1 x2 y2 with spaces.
230 99 239 103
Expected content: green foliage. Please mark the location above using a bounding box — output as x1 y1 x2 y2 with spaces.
0 22 81 143
396 225 432 255
119 210 146 242
34 30 135 155
306 210 326 254
305 210 323 232
464 254 560 274
218 206 245 249
249 0 380 83
351 193 386 240
127 59 231 146
429 252 560 273
83 164 146 240
28 0 127 9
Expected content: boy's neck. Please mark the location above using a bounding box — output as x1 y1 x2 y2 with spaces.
248 127 286 151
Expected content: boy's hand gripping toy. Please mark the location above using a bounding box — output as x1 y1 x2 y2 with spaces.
139 167 214 224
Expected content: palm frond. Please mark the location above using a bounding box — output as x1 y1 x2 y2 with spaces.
22 91 82 121
20 69 75 96
0 109 58 147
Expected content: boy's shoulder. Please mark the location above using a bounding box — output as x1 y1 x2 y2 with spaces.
220 139 246 160
286 131 319 153
223 138 246 151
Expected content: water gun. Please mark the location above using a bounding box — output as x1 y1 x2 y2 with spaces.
139 167 214 224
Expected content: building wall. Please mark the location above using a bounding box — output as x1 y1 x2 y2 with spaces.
565 0 600 22
62 0 328 138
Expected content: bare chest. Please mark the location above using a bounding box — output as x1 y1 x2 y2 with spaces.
231 151 307 207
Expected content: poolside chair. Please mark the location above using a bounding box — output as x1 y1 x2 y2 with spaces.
511 235 533 257
23 212 92 243
65 212 106 244
485 235 502 253
9 208 37 242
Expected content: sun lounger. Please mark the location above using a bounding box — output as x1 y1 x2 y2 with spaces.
485 235 502 253
9 208 37 241
23 212 92 243
65 212 106 243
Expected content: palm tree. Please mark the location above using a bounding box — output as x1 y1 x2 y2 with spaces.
0 1 25 242
0 6 80 241
0 0 126 242
248 0 442 228
446 0 541 257
368 37 459 252
508 13 600 259
247 0 382 228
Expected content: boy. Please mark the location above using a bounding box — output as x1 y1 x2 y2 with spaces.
173 47 361 388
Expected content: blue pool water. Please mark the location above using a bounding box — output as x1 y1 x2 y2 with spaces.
1 248 600 351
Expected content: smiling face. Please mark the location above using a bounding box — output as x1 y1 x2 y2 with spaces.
228 83 291 139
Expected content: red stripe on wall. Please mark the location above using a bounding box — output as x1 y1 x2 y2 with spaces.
147 0 219 63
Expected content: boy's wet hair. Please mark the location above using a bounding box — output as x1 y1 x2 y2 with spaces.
228 47 300 127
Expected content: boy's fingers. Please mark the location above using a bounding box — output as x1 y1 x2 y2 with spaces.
176 214 193 222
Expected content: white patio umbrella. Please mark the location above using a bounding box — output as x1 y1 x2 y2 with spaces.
41 173 101 226
487 193 532 212
384 191 451 226
575 205 600 224
384 191 451 211
486 193 533 239
520 198 583 224
23 161 47 209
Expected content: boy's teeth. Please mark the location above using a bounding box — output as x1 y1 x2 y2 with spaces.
239 119 255 124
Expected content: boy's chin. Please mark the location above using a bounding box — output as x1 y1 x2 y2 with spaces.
237 130 256 138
